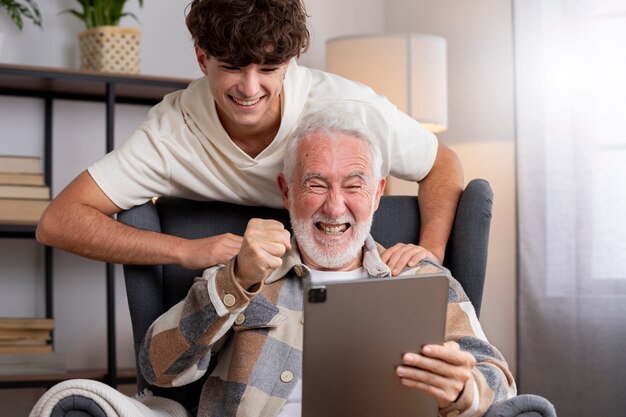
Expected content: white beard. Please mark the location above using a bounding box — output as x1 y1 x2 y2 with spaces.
289 200 374 269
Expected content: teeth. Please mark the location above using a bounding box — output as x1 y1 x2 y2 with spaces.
233 97 260 106
319 223 348 234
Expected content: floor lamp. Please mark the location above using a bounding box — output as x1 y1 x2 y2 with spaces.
326 33 448 195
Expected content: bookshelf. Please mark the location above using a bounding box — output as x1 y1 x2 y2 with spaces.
0 64 191 388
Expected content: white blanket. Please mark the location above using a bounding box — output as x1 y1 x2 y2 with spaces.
29 378 190 417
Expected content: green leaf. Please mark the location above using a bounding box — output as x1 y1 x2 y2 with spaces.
1 0 43 30
57 0 144 29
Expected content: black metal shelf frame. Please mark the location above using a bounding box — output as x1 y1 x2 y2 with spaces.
0 64 191 388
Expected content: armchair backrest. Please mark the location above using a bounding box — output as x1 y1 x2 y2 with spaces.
118 178 493 410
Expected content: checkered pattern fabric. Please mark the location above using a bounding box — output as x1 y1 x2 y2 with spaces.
139 236 516 417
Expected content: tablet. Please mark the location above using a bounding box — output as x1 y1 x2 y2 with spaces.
302 273 449 417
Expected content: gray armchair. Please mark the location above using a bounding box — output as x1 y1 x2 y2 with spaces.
47 179 555 417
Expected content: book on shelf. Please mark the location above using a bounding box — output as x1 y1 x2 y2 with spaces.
0 344 52 354
0 318 55 330
0 338 50 346
0 156 42 174
0 184 50 200
0 198 50 225
0 318 54 355
0 328 52 341
0 352 65 376
0 318 53 342
0 172 45 186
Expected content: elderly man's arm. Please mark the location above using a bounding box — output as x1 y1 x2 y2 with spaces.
138 218 290 387
396 276 516 416
36 171 242 268
138 262 255 387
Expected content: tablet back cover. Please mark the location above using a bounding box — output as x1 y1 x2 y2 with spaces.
302 273 449 417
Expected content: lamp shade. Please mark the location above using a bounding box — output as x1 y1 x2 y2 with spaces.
326 33 447 133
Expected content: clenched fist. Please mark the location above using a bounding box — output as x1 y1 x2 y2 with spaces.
234 219 291 290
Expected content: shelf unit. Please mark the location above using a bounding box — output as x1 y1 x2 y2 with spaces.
0 64 191 388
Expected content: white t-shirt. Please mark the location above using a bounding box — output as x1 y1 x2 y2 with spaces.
276 267 368 417
88 62 438 210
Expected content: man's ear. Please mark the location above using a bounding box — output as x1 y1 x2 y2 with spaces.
277 173 290 210
195 45 209 75
372 177 386 211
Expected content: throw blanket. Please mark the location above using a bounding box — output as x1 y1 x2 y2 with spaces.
29 379 190 417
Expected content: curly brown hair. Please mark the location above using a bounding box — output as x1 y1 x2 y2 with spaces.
185 0 310 66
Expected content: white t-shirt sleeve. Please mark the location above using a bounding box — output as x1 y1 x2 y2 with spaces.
88 125 172 210
303 69 439 184
322 96 438 183
383 104 438 183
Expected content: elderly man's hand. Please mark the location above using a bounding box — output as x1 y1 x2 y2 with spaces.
395 341 476 408
380 243 438 276
234 219 291 290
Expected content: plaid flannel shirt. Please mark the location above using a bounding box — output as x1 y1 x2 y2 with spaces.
139 235 516 417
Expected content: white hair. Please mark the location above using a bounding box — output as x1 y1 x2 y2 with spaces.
283 108 383 186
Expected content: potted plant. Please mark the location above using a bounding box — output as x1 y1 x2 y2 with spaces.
63 0 144 74
1 0 42 57
1 0 42 30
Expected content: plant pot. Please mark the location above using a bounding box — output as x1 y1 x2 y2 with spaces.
78 26 141 74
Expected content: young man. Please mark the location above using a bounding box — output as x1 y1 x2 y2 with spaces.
138 110 514 417
36 0 463 274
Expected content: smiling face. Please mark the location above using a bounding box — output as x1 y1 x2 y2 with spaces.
196 46 290 140
279 133 385 271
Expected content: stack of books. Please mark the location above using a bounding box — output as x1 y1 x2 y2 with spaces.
0 318 65 376
0 155 50 225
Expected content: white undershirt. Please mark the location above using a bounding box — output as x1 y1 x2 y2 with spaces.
276 266 368 417
308 266 367 284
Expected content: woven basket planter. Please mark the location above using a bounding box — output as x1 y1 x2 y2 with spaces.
78 26 141 74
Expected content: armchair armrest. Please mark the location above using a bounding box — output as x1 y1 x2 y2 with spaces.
50 396 106 417
484 394 557 417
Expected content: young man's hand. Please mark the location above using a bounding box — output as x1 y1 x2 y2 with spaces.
380 243 438 276
177 233 243 269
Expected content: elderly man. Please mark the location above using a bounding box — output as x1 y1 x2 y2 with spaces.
138 110 515 417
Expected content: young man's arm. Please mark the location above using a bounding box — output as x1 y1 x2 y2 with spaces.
416 142 463 263
36 170 242 268
380 142 463 270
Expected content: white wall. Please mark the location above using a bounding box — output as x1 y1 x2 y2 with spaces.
0 0 198 76
384 0 518 375
300 0 385 69
0 0 384 414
